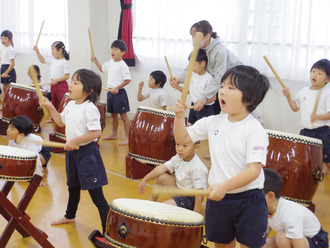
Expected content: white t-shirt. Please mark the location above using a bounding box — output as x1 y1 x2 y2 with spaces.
165 154 208 190
143 88 167 109
268 197 321 239
251 106 264 124
0 45 16 64
27 76 50 92
102 60 131 88
45 58 70 80
189 71 214 105
187 114 268 193
8 134 43 176
60 100 101 145
293 87 330 129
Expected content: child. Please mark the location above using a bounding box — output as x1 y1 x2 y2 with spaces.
173 65 270 248
263 168 329 248
282 59 330 174
40 69 109 234
138 141 208 213
27 65 51 102
6 115 48 187
33 41 70 122
173 49 215 124
137 70 167 110
1 30 16 98
92 39 131 146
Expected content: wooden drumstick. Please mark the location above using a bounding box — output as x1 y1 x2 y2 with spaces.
34 140 79 150
263 55 292 98
164 56 177 90
167 106 194 111
0 75 10 78
177 32 203 116
88 28 95 62
29 65 49 116
28 82 52 87
102 87 113 93
152 185 211 197
36 20 45 47
311 90 322 123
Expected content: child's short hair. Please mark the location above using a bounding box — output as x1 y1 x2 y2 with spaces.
194 141 201 145
221 65 270 113
111 39 127 53
310 59 330 77
263 168 282 199
73 69 102 104
150 70 166 88
189 49 208 67
9 116 34 136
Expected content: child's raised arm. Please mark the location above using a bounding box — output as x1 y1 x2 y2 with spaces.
39 97 64 127
138 164 169 194
137 81 146 102
92 56 103 72
282 87 299 112
173 98 192 144
33 45 46 63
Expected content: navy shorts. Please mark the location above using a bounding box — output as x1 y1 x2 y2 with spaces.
173 196 195 210
39 146 52 167
307 227 329 248
300 126 330 163
1 65 16 84
107 88 130 114
188 102 214 124
205 189 268 247
65 142 108 190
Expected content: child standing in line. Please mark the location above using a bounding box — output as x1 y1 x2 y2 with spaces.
40 69 109 234
282 59 330 174
173 49 216 125
27 65 52 102
33 41 70 122
137 70 167 110
7 115 48 187
0 30 16 98
263 168 328 248
92 40 131 146
173 65 270 248
138 140 208 213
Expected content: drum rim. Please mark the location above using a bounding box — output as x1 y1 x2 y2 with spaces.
265 129 323 147
0 145 38 159
104 234 136 248
128 152 166 166
0 175 35 181
110 198 204 226
137 106 175 117
9 83 47 94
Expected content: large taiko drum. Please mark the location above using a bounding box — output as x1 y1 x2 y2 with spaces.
54 93 107 141
0 145 37 181
129 107 176 166
265 129 324 207
105 198 204 248
2 83 46 130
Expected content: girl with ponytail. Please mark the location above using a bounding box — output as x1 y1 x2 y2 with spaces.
33 41 70 122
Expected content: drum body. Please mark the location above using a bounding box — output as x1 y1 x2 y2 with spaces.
265 130 323 206
54 93 106 141
129 107 176 165
105 199 204 248
0 145 37 181
2 83 46 128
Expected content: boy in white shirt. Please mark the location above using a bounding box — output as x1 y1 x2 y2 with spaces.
137 70 167 110
263 168 328 248
173 65 270 248
138 140 208 213
93 40 132 146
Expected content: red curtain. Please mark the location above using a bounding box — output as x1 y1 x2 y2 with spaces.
118 0 135 66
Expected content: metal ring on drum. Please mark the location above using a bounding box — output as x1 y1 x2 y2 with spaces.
105 198 204 248
265 129 323 207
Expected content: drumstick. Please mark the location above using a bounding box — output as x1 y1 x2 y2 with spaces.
164 56 177 90
263 55 292 98
28 82 52 87
88 28 95 62
0 75 10 78
167 106 194 111
35 20 45 47
29 65 49 116
311 90 322 123
34 140 79 150
152 185 211 197
177 32 203 116
102 87 113 93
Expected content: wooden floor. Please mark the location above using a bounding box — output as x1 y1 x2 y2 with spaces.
0 115 330 248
